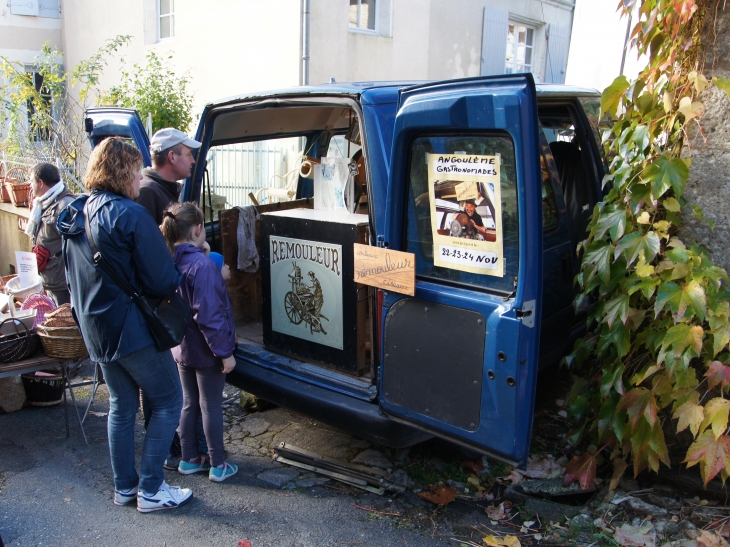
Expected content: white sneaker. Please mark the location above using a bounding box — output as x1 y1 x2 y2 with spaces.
137 481 193 513
114 485 138 506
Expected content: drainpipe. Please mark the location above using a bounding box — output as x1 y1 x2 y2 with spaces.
301 0 310 86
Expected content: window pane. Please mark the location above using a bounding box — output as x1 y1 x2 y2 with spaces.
540 153 559 232
349 0 358 27
405 135 520 293
526 28 534 46
505 43 514 63
507 24 515 42
160 0 172 16
160 15 172 39
517 26 526 45
516 45 525 64
205 137 302 209
363 0 376 29
524 47 532 66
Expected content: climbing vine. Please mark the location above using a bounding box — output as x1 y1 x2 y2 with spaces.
564 0 730 488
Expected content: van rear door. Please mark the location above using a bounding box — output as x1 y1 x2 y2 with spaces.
380 75 543 466
84 107 151 167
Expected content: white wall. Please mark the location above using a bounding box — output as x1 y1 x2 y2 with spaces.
565 0 646 92
309 0 575 85
60 0 302 122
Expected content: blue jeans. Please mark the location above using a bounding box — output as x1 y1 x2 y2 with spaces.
100 345 182 495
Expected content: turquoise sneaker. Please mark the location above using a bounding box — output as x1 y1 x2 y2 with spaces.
209 462 238 483
177 456 211 475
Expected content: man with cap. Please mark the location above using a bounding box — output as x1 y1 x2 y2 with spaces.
463 199 489 239
136 128 202 225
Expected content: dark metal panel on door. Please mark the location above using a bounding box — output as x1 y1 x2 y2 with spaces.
382 298 485 431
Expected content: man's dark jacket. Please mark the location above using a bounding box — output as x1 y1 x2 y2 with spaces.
57 190 182 362
135 168 181 224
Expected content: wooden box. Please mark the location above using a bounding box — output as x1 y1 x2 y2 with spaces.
261 209 369 373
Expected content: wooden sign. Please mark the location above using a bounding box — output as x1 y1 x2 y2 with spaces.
353 244 415 296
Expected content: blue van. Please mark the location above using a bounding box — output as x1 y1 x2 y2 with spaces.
86 74 604 467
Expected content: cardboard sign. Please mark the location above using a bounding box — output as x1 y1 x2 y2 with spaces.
427 153 504 277
353 244 415 296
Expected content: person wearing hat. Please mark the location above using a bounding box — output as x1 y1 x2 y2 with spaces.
25 162 75 305
463 199 488 239
136 128 202 225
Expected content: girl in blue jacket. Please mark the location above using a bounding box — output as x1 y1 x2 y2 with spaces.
160 202 238 482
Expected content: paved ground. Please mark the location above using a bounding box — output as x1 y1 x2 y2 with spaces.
0 361 496 547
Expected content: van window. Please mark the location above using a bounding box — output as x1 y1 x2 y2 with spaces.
405 135 519 294
205 136 303 208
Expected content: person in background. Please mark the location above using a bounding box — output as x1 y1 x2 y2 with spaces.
135 127 202 469
160 202 238 482
58 137 192 512
24 163 75 305
137 128 201 225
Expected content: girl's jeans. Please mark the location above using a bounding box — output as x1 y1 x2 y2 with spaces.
100 345 182 495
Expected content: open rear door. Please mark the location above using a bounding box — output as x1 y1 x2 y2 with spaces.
84 107 152 167
379 75 543 466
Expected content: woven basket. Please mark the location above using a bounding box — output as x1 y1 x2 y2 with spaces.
44 303 74 325
0 178 10 204
36 323 88 359
0 274 17 293
5 275 44 300
5 181 31 207
0 318 40 363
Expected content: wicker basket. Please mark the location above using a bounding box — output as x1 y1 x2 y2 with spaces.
5 181 31 207
5 275 44 300
36 323 88 359
44 303 74 325
0 274 17 293
0 318 40 363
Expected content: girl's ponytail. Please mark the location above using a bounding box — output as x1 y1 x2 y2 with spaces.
160 202 204 254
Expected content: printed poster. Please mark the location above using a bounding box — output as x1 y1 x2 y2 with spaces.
269 236 343 349
427 153 504 277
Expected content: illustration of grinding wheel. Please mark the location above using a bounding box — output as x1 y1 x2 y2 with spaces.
284 291 304 325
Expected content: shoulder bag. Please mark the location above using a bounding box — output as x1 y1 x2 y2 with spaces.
83 206 192 351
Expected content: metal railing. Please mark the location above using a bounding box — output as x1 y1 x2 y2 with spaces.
206 141 294 208
1 152 85 194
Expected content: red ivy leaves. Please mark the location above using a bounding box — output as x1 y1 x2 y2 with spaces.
705 361 730 391
684 432 730 487
564 452 598 491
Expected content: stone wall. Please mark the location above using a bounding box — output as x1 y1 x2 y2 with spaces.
682 2 730 271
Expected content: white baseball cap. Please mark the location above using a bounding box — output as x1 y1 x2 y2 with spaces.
149 128 201 153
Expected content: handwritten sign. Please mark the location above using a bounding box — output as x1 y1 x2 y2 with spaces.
353 244 415 296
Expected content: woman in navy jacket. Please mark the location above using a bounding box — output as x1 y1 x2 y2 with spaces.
58 137 193 513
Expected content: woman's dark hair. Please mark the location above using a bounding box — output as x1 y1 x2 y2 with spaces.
159 202 204 253
30 162 61 187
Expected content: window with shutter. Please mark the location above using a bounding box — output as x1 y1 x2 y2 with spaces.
480 7 509 76
39 0 60 19
505 22 536 74
545 24 571 84
9 0 39 16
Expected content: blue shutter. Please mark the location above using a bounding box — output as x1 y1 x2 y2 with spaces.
10 0 39 16
545 24 571 84
480 7 509 76
39 0 60 18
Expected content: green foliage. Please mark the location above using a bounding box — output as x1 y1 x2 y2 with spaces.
564 0 730 488
100 51 193 133
0 36 131 187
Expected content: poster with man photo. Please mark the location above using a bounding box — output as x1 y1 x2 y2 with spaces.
427 153 504 277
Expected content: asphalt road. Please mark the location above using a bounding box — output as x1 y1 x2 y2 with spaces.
0 362 494 547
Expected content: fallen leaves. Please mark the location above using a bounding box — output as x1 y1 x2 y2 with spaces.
564 452 598 490
613 523 656 547
505 455 565 484
485 502 510 521
417 485 457 506
482 534 521 547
